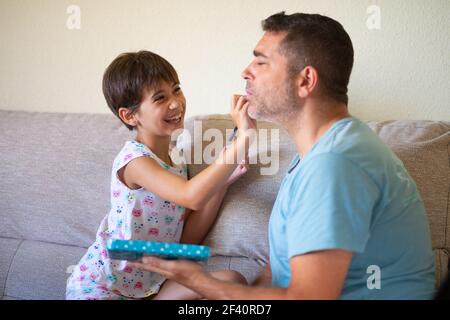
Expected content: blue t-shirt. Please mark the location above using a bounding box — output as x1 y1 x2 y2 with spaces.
268 117 435 299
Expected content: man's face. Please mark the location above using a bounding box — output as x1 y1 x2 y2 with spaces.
242 31 299 123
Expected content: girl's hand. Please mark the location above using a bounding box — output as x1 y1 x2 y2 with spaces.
226 160 248 186
230 94 257 131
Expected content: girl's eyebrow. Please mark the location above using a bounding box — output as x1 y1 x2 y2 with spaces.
151 83 180 98
151 90 164 98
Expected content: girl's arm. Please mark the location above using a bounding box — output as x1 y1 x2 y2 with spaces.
179 186 227 245
180 161 248 244
123 96 255 211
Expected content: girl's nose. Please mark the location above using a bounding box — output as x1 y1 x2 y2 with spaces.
169 102 179 110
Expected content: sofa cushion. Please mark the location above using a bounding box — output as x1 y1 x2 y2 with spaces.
4 240 86 300
0 238 22 299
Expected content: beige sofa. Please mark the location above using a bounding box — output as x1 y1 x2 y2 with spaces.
0 110 449 299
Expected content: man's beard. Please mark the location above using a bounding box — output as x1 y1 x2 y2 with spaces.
248 80 300 125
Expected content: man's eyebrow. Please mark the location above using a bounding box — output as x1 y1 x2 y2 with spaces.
253 50 269 58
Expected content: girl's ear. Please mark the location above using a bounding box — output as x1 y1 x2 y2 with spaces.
118 107 137 127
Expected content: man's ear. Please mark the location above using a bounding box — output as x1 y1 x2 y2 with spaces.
118 107 138 127
297 66 319 99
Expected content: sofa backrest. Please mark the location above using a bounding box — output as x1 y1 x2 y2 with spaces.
0 110 134 248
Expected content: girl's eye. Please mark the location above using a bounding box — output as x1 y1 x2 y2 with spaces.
154 96 165 102
174 86 181 93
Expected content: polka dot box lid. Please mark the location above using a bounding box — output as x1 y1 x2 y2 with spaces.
106 239 211 261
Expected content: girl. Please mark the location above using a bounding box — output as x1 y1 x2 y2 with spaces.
65 51 255 300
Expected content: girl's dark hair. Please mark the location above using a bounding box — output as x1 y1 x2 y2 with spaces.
102 50 179 130
262 12 354 105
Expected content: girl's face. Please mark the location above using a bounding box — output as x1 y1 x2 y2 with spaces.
133 81 186 137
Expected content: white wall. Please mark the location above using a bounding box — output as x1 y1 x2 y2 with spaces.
1 0 449 121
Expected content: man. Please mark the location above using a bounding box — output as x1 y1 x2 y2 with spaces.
131 12 435 299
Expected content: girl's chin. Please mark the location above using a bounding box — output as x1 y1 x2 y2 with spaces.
161 121 184 134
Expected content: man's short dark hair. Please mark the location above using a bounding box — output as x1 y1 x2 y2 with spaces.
102 50 179 130
262 12 354 105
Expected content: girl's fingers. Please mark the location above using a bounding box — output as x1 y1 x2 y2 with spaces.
241 102 248 115
230 95 240 112
236 95 246 111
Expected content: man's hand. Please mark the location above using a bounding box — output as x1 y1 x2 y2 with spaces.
129 257 208 288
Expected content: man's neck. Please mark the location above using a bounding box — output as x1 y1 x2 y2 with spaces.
283 98 350 159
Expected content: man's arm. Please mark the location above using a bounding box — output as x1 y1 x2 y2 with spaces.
131 249 352 299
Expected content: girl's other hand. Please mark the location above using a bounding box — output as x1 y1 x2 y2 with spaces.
226 160 249 186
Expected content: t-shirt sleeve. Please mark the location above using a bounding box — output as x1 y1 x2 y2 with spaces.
114 142 153 174
287 153 380 258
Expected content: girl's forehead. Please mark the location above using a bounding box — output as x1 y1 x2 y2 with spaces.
147 80 178 94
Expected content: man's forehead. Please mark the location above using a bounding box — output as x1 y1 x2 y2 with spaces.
254 31 287 57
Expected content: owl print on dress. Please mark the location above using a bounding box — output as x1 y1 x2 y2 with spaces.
79 264 88 272
143 195 155 207
94 260 105 269
125 192 136 204
123 153 133 162
106 274 118 284
147 211 159 224
89 272 98 285
98 231 111 240
112 190 121 198
164 228 175 239
148 228 160 237
132 208 142 217
160 200 172 212
164 215 174 225
122 276 134 289
134 269 144 279
133 221 144 234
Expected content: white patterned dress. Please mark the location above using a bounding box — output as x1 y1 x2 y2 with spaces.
66 140 188 299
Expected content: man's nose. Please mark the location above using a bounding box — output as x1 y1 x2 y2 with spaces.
241 65 252 80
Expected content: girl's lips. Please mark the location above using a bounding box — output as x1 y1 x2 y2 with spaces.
164 114 183 125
